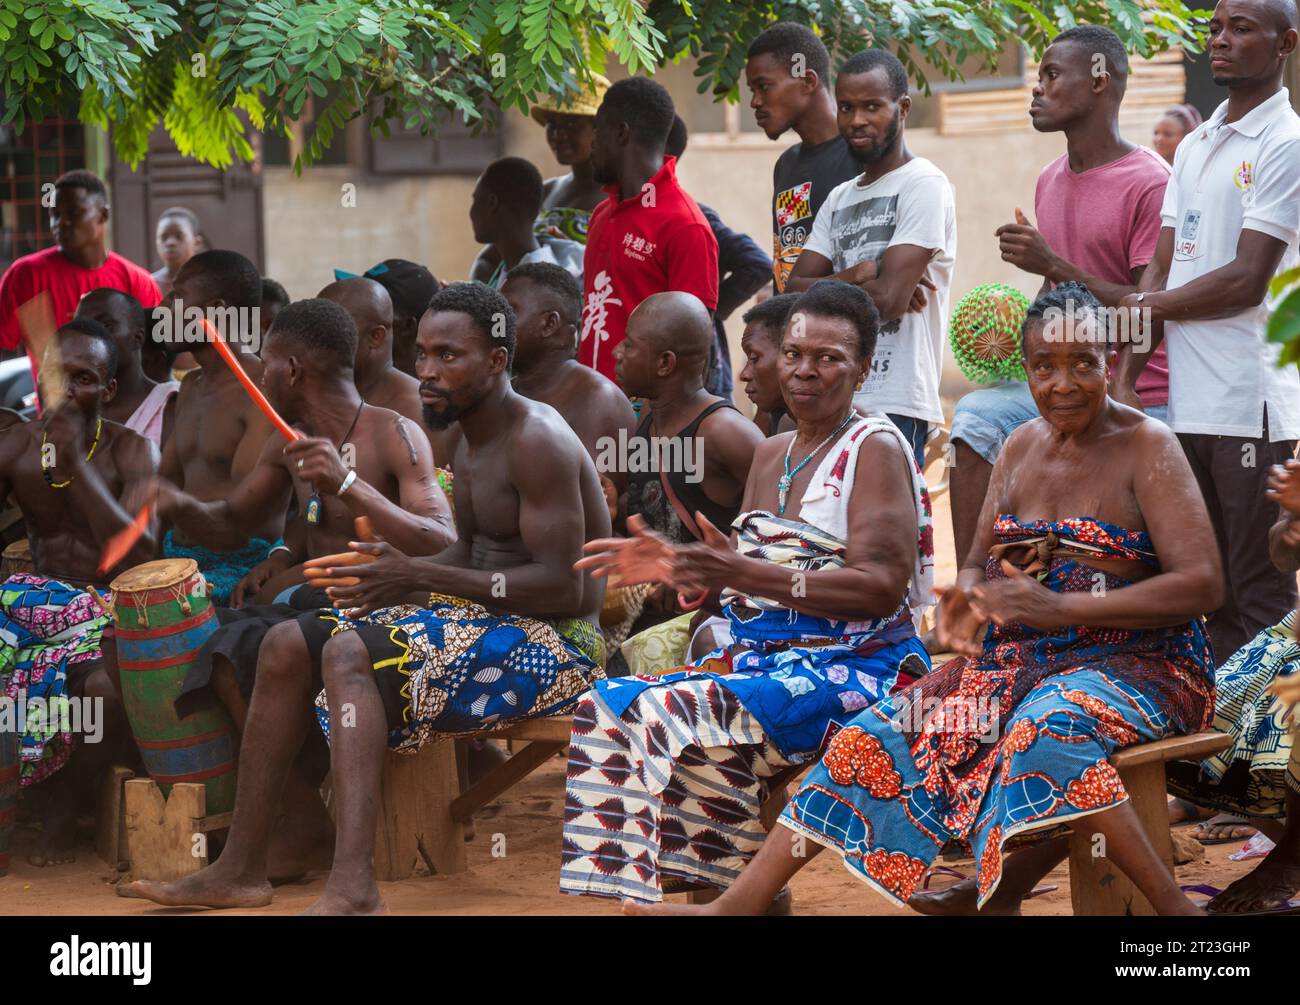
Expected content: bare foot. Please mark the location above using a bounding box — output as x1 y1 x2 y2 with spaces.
1167 796 1214 826
27 841 76 867
907 878 1023 916
1209 854 1300 914
300 891 388 916
123 866 272 909
623 898 720 916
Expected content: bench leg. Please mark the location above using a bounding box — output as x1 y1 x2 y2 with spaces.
450 740 565 824
123 779 210 882
373 742 467 881
1067 760 1174 916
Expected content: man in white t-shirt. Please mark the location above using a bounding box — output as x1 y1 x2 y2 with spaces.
785 48 955 469
1119 0 1300 660
470 156 584 290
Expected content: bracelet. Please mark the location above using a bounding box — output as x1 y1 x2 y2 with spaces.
338 469 358 496
268 544 292 560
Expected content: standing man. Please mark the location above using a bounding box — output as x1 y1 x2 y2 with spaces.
469 157 584 289
745 22 862 292
785 49 956 469
665 115 773 398
578 77 719 385
0 170 160 390
73 289 178 448
1121 0 1300 659
948 25 1173 568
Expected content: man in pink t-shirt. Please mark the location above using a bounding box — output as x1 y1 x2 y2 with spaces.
947 26 1173 566
0 170 161 396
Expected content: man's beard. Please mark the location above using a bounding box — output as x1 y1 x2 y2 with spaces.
1212 71 1249 87
422 397 465 431
848 112 902 164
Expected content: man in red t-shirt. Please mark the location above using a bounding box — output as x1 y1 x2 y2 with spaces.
0 169 161 394
579 78 719 384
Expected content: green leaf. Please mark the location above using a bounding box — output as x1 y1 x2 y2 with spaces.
1266 288 1300 348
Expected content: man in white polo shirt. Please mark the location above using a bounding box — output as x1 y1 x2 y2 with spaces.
1120 0 1300 659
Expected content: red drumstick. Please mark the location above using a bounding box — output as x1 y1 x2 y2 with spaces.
97 502 153 576
203 318 302 443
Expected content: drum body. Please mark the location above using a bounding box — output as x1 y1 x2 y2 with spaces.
1 539 33 578
0 719 15 876
111 559 237 815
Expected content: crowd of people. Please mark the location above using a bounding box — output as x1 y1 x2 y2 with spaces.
0 1 1298 918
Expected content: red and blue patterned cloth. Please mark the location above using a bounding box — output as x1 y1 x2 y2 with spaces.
780 515 1215 908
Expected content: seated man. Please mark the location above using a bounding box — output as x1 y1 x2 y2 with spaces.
612 292 762 639
150 297 454 707
158 250 284 604
0 320 157 864
500 261 636 461
738 293 800 436
560 280 933 904
1164 462 1300 914
74 289 178 448
317 277 424 429
126 282 611 913
637 283 1222 916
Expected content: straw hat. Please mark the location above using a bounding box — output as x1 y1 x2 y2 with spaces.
530 73 610 125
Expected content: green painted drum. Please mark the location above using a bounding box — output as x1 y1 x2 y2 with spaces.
111 558 237 816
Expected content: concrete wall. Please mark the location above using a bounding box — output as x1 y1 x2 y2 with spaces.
264 107 1159 405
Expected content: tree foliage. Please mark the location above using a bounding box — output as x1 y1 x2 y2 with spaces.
2 0 1211 172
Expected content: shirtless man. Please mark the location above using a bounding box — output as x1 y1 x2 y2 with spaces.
145 297 453 875
0 320 156 863
158 250 282 604
500 261 636 459
151 297 455 615
317 277 423 427
74 288 177 448
128 282 611 913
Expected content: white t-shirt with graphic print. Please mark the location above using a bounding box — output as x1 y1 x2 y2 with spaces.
802 156 956 425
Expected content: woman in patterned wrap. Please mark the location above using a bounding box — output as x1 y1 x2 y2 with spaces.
559 279 934 906
631 282 1224 917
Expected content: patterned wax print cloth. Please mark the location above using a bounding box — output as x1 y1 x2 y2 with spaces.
779 515 1215 909
1168 610 1300 816
311 594 605 752
0 574 109 785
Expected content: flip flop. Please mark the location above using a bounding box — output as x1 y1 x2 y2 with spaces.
920 864 1057 899
1182 884 1300 917
1192 815 1258 845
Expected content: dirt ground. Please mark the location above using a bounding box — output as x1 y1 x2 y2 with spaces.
0 465 1270 916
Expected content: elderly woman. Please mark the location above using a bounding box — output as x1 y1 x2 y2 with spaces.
633 282 1224 917
560 279 935 904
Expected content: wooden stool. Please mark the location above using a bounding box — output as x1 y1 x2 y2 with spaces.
122 778 231 882
1067 730 1230 915
373 741 466 881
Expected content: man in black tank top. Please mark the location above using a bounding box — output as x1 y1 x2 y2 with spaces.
605 292 763 630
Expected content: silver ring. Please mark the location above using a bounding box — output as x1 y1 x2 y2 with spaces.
297 459 304 470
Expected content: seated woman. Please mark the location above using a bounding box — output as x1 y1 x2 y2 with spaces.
1165 464 1300 914
560 279 934 905
631 282 1224 917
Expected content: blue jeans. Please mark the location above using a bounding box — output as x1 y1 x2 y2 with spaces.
886 413 928 470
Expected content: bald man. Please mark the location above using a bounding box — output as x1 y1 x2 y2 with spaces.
317 277 423 427
610 291 762 631
501 262 636 460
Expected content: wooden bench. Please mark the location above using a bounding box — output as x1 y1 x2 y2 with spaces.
1068 730 1231 916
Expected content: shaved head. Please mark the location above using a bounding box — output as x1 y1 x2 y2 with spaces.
317 277 394 333
630 291 714 360
1265 0 1300 29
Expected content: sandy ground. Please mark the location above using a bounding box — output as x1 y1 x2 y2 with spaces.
0 469 1269 916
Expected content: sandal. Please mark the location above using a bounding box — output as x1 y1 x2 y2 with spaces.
1192 814 1258 845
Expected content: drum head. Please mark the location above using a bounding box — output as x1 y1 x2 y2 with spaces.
109 557 199 594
